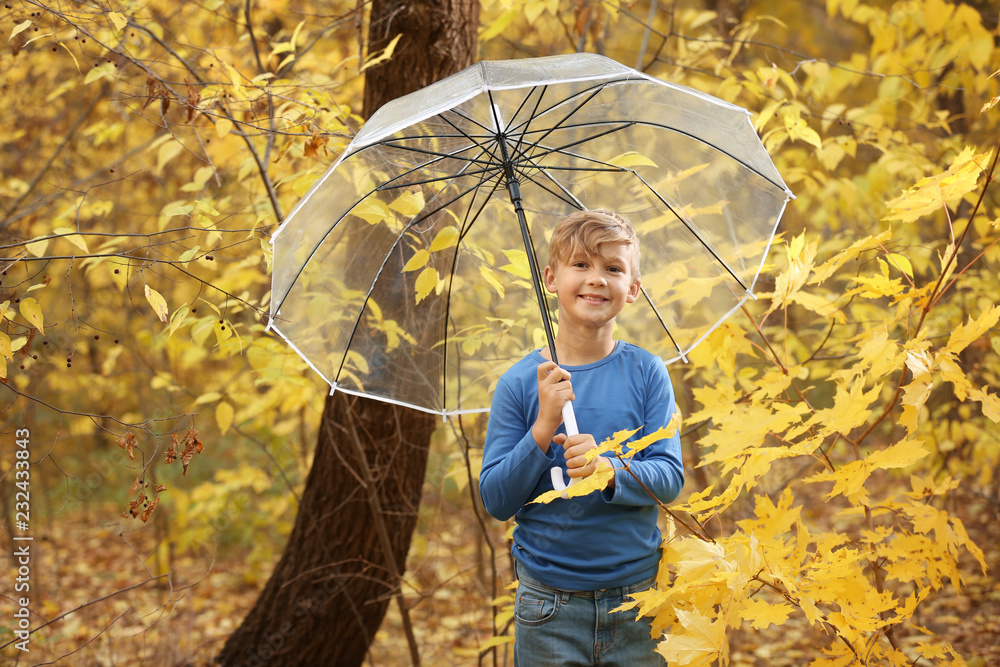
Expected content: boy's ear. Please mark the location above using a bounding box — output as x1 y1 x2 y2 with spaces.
626 278 641 304
543 265 557 294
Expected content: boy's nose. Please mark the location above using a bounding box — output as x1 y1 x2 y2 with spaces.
587 272 607 285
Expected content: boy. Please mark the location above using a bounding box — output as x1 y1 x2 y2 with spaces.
479 209 685 666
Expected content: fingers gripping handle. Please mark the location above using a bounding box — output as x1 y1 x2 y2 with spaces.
549 401 581 494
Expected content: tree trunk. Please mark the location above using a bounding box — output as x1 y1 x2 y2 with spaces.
217 0 478 665
363 0 479 118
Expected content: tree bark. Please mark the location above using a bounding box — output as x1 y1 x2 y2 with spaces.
363 0 479 118
217 0 478 665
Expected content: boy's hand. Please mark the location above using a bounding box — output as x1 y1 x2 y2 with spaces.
532 361 574 451
555 433 613 483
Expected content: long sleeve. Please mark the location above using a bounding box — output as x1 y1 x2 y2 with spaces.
605 355 685 506
479 373 554 521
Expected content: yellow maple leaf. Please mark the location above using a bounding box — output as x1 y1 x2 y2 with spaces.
590 426 642 459
884 147 988 222
808 377 882 437
765 232 817 314
865 439 928 470
739 596 794 630
810 229 892 285
900 376 932 432
970 386 1000 423
530 461 614 504
936 353 970 400
657 609 726 666
943 305 1000 355
805 460 870 503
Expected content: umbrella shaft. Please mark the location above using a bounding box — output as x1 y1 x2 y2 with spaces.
505 176 560 366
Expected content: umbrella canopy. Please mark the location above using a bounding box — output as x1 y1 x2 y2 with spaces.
268 53 793 418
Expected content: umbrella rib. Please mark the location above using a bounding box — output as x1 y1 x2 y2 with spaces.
633 170 749 292
439 176 507 412
515 165 587 210
522 119 790 194
513 124 764 292
376 166 502 191
507 83 613 155
522 129 753 291
507 85 549 168
514 122 636 168
639 286 684 358
329 185 483 394
377 141 497 169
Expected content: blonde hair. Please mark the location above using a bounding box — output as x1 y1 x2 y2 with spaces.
547 209 641 279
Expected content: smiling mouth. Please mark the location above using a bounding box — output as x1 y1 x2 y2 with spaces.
579 295 608 303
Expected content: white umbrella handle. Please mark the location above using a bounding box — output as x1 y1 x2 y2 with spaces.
549 401 581 494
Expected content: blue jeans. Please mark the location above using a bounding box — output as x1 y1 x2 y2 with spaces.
513 561 666 666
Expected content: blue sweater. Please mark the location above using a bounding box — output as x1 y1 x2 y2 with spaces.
479 341 685 591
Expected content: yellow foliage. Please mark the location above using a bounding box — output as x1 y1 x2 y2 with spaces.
884 148 990 222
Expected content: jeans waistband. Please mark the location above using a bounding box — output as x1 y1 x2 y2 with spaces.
515 560 656 599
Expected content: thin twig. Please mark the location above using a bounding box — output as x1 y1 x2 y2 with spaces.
0 575 168 650
0 83 109 230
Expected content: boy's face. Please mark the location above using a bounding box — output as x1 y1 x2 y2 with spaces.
543 242 641 333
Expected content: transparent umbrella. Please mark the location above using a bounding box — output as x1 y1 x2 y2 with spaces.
267 53 792 425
